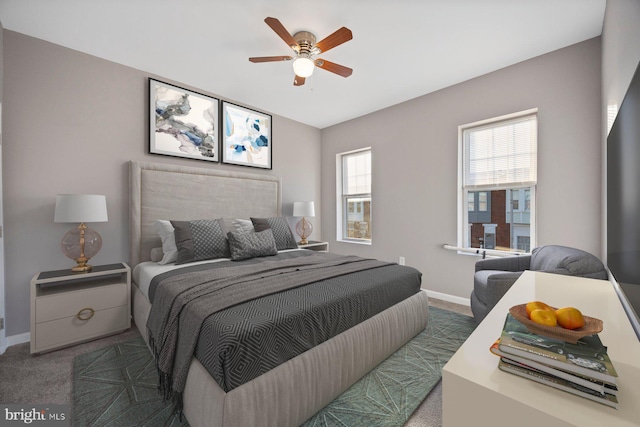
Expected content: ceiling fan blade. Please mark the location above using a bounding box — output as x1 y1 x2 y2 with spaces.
294 76 306 86
315 27 352 53
315 59 353 77
264 17 299 49
249 55 293 63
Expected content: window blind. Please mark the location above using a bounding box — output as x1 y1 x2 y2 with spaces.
343 150 371 195
463 114 537 189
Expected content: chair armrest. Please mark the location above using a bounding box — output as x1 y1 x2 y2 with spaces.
476 270 525 308
475 255 531 273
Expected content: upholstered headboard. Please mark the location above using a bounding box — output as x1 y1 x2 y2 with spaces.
129 161 282 267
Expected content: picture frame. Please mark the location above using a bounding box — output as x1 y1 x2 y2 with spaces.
149 78 220 162
221 101 272 169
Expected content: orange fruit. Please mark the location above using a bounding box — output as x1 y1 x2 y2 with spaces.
555 307 585 330
526 301 555 318
530 309 558 327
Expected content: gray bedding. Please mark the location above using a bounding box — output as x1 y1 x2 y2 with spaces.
147 251 422 409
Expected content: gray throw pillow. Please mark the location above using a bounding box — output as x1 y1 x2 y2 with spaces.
171 219 230 265
227 229 278 261
250 217 298 251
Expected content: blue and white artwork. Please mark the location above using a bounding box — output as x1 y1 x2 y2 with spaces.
149 79 219 162
222 102 272 169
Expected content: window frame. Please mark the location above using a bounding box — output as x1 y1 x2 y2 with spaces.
457 109 537 254
336 147 372 245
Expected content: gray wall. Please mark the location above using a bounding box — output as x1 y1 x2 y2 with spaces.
2 31 321 337
602 0 640 116
601 0 640 258
321 38 603 301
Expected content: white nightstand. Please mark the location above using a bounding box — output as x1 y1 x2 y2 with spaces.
30 263 131 354
298 241 329 252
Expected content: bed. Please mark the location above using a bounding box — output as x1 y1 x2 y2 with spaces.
129 160 429 427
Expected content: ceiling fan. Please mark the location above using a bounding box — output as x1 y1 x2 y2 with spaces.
249 17 353 86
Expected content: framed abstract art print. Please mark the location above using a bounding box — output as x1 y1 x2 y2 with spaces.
221 101 272 169
149 78 220 162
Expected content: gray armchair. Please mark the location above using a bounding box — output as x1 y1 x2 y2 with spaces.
470 245 608 324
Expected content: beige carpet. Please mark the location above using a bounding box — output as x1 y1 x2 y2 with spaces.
0 297 472 426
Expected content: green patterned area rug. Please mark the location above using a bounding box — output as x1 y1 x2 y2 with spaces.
72 306 475 427
301 306 476 427
72 339 188 427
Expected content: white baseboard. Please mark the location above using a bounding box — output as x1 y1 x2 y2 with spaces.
1 332 30 354
423 289 471 307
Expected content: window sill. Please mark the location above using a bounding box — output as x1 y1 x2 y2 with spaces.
442 244 528 258
338 239 372 246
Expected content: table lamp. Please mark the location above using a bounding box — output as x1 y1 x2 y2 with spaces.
293 201 315 245
54 194 108 272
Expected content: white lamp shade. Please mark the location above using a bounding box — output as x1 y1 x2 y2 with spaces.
54 194 108 223
293 201 315 217
293 57 315 78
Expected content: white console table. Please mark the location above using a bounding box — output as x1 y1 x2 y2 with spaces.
443 271 640 426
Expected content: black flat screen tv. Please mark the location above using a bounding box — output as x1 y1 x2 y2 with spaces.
607 60 640 340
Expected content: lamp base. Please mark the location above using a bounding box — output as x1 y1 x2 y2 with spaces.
296 217 313 247
61 223 102 273
71 262 93 273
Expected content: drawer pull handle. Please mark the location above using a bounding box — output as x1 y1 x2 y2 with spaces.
76 308 95 321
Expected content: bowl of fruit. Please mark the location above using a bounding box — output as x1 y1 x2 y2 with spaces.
509 301 603 343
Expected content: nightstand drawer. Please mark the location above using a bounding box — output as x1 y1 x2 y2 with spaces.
34 305 129 352
35 282 127 323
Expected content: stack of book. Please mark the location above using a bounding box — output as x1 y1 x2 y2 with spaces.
491 313 619 408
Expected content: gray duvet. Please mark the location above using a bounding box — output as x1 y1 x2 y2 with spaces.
147 251 421 409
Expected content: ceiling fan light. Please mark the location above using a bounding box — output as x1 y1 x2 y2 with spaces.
293 57 314 78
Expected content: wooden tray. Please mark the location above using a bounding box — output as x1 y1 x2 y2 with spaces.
509 304 603 344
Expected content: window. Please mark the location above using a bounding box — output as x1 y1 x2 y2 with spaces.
459 110 537 252
468 191 491 224
337 148 372 243
468 193 475 212
478 191 488 211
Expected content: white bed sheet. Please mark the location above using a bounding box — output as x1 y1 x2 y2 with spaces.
132 249 304 299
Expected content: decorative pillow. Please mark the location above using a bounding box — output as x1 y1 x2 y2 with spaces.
219 218 254 236
250 217 298 251
227 229 278 261
150 247 164 263
171 219 230 265
153 220 178 264
232 218 254 234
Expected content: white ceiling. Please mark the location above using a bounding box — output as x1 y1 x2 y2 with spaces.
0 0 606 129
